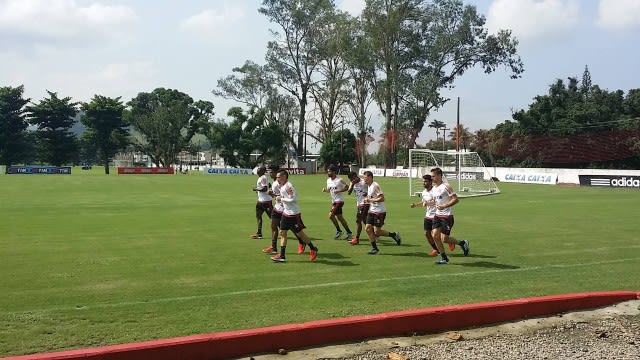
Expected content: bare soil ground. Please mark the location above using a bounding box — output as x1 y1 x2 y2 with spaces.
247 300 640 360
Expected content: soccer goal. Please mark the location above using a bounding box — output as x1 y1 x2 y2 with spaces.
408 149 500 197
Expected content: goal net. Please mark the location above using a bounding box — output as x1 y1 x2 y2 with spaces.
408 149 500 197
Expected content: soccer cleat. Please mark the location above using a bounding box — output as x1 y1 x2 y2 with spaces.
309 248 318 261
428 249 438 257
251 233 263 239
262 246 277 254
448 242 456 251
348 237 359 245
271 254 286 262
435 258 449 265
461 240 470 256
367 248 379 255
334 231 343 240
297 243 306 255
392 232 402 245
344 232 353 240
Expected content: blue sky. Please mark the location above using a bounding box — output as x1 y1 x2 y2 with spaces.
1 0 639 147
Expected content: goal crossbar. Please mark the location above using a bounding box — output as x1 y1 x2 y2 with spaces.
408 149 500 198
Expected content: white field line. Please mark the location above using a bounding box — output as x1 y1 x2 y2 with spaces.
4 257 639 315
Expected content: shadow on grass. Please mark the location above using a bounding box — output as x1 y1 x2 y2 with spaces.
452 261 520 269
313 252 360 267
448 253 496 259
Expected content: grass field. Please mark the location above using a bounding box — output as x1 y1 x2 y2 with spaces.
1 168 639 356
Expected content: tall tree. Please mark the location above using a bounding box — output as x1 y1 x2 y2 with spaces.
0 85 30 168
26 91 78 166
126 88 214 167
342 16 376 167
319 129 357 167
207 107 286 168
362 0 422 167
80 95 129 174
213 60 275 109
310 10 352 144
402 0 523 158
260 0 336 160
212 60 299 153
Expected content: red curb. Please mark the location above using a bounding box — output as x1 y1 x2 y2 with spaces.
3 291 637 360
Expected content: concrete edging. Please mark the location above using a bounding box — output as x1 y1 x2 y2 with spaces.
4 291 639 360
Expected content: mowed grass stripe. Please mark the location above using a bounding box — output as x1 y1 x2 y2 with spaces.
2 256 638 315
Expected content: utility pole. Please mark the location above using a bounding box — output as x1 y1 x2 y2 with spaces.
441 125 449 151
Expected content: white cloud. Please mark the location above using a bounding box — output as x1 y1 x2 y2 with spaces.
179 4 246 34
596 0 640 31
486 0 581 41
338 0 365 16
0 0 136 40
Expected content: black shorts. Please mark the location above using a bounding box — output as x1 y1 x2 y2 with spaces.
366 212 386 227
330 201 344 216
271 209 283 223
433 215 454 235
256 201 273 216
280 213 306 233
356 204 370 222
423 217 434 232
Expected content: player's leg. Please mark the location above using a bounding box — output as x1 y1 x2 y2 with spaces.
372 212 401 245
432 219 448 264
425 218 438 256
292 215 318 261
329 203 343 238
253 202 265 238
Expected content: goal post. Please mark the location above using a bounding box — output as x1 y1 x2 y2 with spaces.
408 149 500 197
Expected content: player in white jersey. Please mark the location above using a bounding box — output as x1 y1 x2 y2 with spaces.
251 166 273 239
362 170 402 255
346 172 369 245
322 165 353 240
262 166 306 255
410 174 439 257
270 170 318 263
430 167 470 264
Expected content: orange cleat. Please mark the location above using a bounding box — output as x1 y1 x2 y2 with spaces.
297 243 306 255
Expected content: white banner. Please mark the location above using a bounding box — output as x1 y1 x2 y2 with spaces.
385 168 419 178
502 172 557 185
203 167 253 175
358 168 386 177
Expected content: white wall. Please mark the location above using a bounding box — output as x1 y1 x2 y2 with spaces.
491 167 640 184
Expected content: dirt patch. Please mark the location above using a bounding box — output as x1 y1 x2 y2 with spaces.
247 300 640 360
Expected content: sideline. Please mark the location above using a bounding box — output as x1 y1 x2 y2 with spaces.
3 257 639 315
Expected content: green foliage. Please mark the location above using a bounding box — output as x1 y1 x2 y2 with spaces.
0 85 30 167
481 68 640 168
208 107 286 168
260 0 337 158
26 91 79 166
319 129 357 166
363 0 523 167
126 88 214 167
80 95 129 174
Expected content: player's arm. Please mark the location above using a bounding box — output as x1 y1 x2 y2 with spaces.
335 179 349 193
347 181 355 195
366 189 385 204
438 186 459 209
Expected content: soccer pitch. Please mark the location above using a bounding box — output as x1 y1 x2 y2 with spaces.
1 170 639 356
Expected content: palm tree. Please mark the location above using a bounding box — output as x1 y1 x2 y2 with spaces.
428 119 445 143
